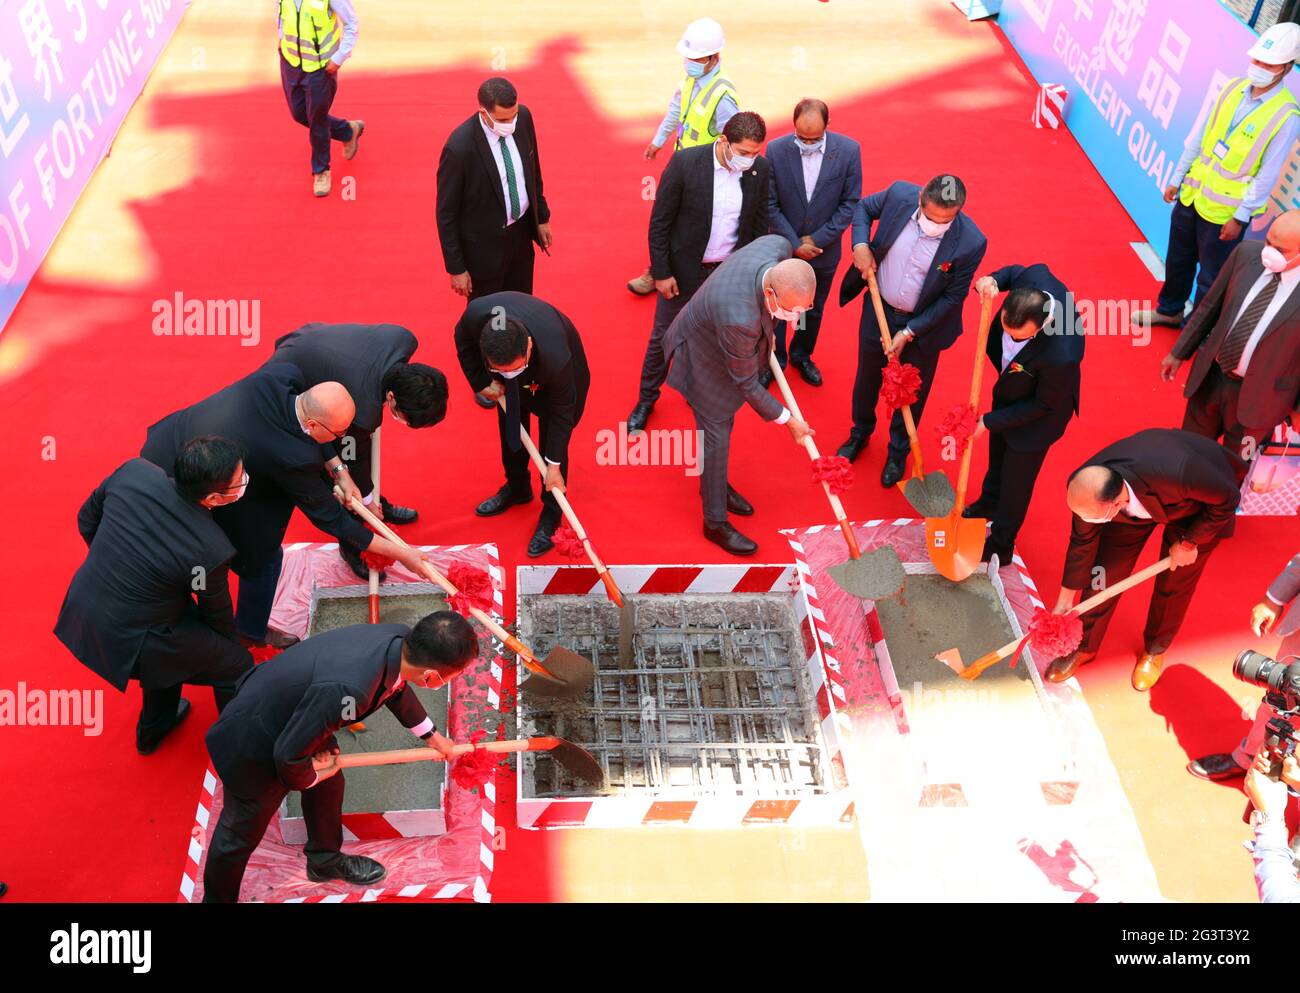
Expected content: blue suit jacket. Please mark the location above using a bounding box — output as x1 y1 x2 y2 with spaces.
766 131 862 272
840 180 987 351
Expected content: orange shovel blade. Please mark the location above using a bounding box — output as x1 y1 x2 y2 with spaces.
925 514 986 583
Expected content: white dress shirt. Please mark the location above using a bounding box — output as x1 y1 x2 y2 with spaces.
1124 482 1152 520
1229 264 1300 376
1000 296 1053 371
702 146 743 263
480 115 530 226
800 137 826 202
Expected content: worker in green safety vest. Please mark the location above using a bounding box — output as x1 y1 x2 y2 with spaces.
627 17 740 296
277 0 364 198
1135 21 1300 330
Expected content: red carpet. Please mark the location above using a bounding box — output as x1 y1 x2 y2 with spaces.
0 18 1286 901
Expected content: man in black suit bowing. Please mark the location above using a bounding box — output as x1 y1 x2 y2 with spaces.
55 439 254 755
436 77 552 304
836 176 987 486
1045 429 1242 692
454 292 590 556
202 612 479 901
627 111 772 433
269 322 449 577
964 264 1083 562
141 366 425 648
1160 211 1300 471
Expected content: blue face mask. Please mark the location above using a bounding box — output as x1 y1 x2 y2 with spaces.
683 59 708 78
798 136 826 155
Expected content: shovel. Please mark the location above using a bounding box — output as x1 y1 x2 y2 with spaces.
337 487 596 699
768 352 904 601
925 294 995 582
866 270 955 518
936 556 1174 679
495 396 625 608
333 735 604 786
367 426 382 624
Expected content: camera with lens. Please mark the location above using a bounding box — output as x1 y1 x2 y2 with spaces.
1234 650 1300 782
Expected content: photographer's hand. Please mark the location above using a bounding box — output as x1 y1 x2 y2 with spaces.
1244 749 1288 819
1250 599 1281 637
1282 753 1300 792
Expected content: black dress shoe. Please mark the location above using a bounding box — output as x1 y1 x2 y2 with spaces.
703 522 758 556
340 542 383 582
306 854 388 886
726 485 754 516
962 502 995 519
137 698 191 755
758 369 774 389
527 514 561 558
475 484 532 517
793 359 823 386
880 455 906 487
474 393 495 409
379 497 418 525
627 402 653 434
836 435 868 463
1187 753 1247 782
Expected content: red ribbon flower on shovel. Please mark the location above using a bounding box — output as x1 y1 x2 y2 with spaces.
450 729 496 792
361 550 395 571
811 455 854 495
936 403 977 451
881 356 922 410
551 522 586 560
1008 608 1083 669
446 562 494 617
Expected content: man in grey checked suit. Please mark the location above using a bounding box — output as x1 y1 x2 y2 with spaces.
662 234 816 555
1189 550 1300 782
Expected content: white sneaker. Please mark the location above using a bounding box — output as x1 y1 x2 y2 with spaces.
313 169 331 197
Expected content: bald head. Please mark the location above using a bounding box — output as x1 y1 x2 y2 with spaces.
300 381 355 442
1268 209 1300 262
764 258 817 313
1066 465 1126 523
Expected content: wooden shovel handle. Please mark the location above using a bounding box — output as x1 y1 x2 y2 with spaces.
334 736 562 769
953 295 995 510
337 487 557 679
495 398 625 606
368 426 382 619
970 556 1175 670
866 270 926 475
768 352 860 558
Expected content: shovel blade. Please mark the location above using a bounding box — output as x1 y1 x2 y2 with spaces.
902 471 956 519
934 648 966 675
519 647 596 699
925 515 986 583
551 738 605 786
827 546 906 600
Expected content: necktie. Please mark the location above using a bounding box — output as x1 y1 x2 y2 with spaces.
499 137 521 222
504 377 522 452
1218 272 1281 374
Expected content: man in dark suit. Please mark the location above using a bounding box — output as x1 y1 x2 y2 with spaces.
141 366 424 647
964 264 1083 562
662 234 815 555
1160 213 1300 471
55 439 254 754
454 292 590 556
1045 429 1242 692
836 176 988 487
436 77 552 304
202 612 479 901
765 99 861 387
627 111 772 433
268 322 449 576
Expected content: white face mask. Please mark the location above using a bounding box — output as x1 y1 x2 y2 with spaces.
1079 503 1120 525
765 288 805 322
917 211 954 238
495 364 527 380
482 112 517 137
1248 64 1284 87
1261 245 1295 273
723 141 755 172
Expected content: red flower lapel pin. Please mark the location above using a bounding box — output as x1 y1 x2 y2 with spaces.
937 261 953 273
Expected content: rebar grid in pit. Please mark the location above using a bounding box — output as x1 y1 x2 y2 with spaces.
519 594 828 799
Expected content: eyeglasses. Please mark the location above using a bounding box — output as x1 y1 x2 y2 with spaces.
219 471 250 495
316 422 348 441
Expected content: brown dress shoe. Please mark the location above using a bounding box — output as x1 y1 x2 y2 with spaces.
1045 649 1096 683
1131 651 1164 691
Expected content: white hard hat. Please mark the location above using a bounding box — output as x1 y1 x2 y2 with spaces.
1248 22 1300 65
676 17 725 59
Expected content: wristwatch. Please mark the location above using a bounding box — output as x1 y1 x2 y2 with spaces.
328 462 347 477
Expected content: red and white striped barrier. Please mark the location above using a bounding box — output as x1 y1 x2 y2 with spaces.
1033 82 1068 129
515 564 854 829
178 542 502 903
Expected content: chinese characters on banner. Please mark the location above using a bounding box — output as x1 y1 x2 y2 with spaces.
999 0 1299 257
0 0 189 334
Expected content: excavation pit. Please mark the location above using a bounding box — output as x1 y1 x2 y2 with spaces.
514 565 855 829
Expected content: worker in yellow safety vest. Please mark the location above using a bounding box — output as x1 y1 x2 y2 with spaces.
1135 22 1300 329
627 17 740 295
277 0 364 198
